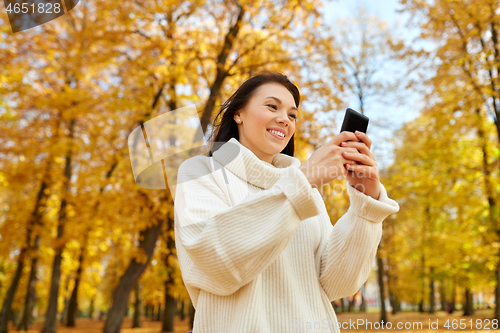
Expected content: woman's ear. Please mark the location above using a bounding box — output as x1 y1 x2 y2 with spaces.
234 113 242 124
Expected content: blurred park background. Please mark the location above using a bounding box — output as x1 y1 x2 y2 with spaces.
0 0 499 332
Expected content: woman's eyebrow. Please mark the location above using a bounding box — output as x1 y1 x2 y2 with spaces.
265 96 298 111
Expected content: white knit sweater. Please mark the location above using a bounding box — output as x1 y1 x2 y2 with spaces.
174 137 400 333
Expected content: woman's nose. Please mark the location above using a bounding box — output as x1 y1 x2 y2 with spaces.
276 112 290 125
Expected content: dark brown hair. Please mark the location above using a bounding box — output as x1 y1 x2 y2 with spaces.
206 70 300 157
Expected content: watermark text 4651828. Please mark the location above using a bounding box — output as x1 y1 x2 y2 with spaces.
3 0 80 33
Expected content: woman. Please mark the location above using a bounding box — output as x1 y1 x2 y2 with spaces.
174 71 399 332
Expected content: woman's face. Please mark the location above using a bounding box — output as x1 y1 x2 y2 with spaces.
234 83 298 164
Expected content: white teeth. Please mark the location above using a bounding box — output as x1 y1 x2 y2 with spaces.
268 130 284 137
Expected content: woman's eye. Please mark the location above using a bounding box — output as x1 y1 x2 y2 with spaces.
267 104 297 120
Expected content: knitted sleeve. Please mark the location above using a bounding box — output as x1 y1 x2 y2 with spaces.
174 156 321 296
317 181 400 302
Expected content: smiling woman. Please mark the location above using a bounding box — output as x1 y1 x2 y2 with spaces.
206 71 300 160
233 84 299 164
174 70 400 333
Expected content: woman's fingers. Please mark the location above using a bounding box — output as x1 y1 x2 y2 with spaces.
340 147 360 164
343 150 375 166
345 163 379 179
355 131 372 150
340 141 374 161
332 131 360 146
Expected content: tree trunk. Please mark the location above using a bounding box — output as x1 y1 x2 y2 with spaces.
389 291 398 315
102 211 164 333
347 295 355 312
42 249 64 332
463 288 474 316
419 252 425 313
179 300 185 321
42 117 77 333
13 308 21 327
359 285 366 312
162 218 177 333
132 283 141 328
60 277 71 325
0 193 47 333
377 251 387 323
8 308 15 326
188 300 195 330
440 279 448 312
449 279 456 314
162 287 175 332
387 253 401 316
386 258 397 315
60 297 68 325
67 246 85 327
16 235 41 331
89 297 95 319
199 4 246 134
156 303 161 321
429 266 435 313
59 278 71 325
0 249 26 333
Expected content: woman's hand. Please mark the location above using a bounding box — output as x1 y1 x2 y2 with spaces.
299 131 361 189
341 131 381 200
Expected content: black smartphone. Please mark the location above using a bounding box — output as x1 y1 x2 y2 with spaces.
340 108 369 172
340 108 369 134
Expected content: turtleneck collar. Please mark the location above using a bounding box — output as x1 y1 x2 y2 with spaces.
212 137 302 190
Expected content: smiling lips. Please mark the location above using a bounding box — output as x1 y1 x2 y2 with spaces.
267 129 285 140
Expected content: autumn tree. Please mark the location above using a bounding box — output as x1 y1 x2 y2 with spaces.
384 64 497 317
401 0 500 320
0 1 364 333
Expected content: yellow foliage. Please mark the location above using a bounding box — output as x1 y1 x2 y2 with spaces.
3 0 498 315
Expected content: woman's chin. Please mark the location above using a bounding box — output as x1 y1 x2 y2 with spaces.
262 133 286 154
265 145 285 156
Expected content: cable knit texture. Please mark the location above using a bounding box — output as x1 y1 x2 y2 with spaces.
174 137 400 332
